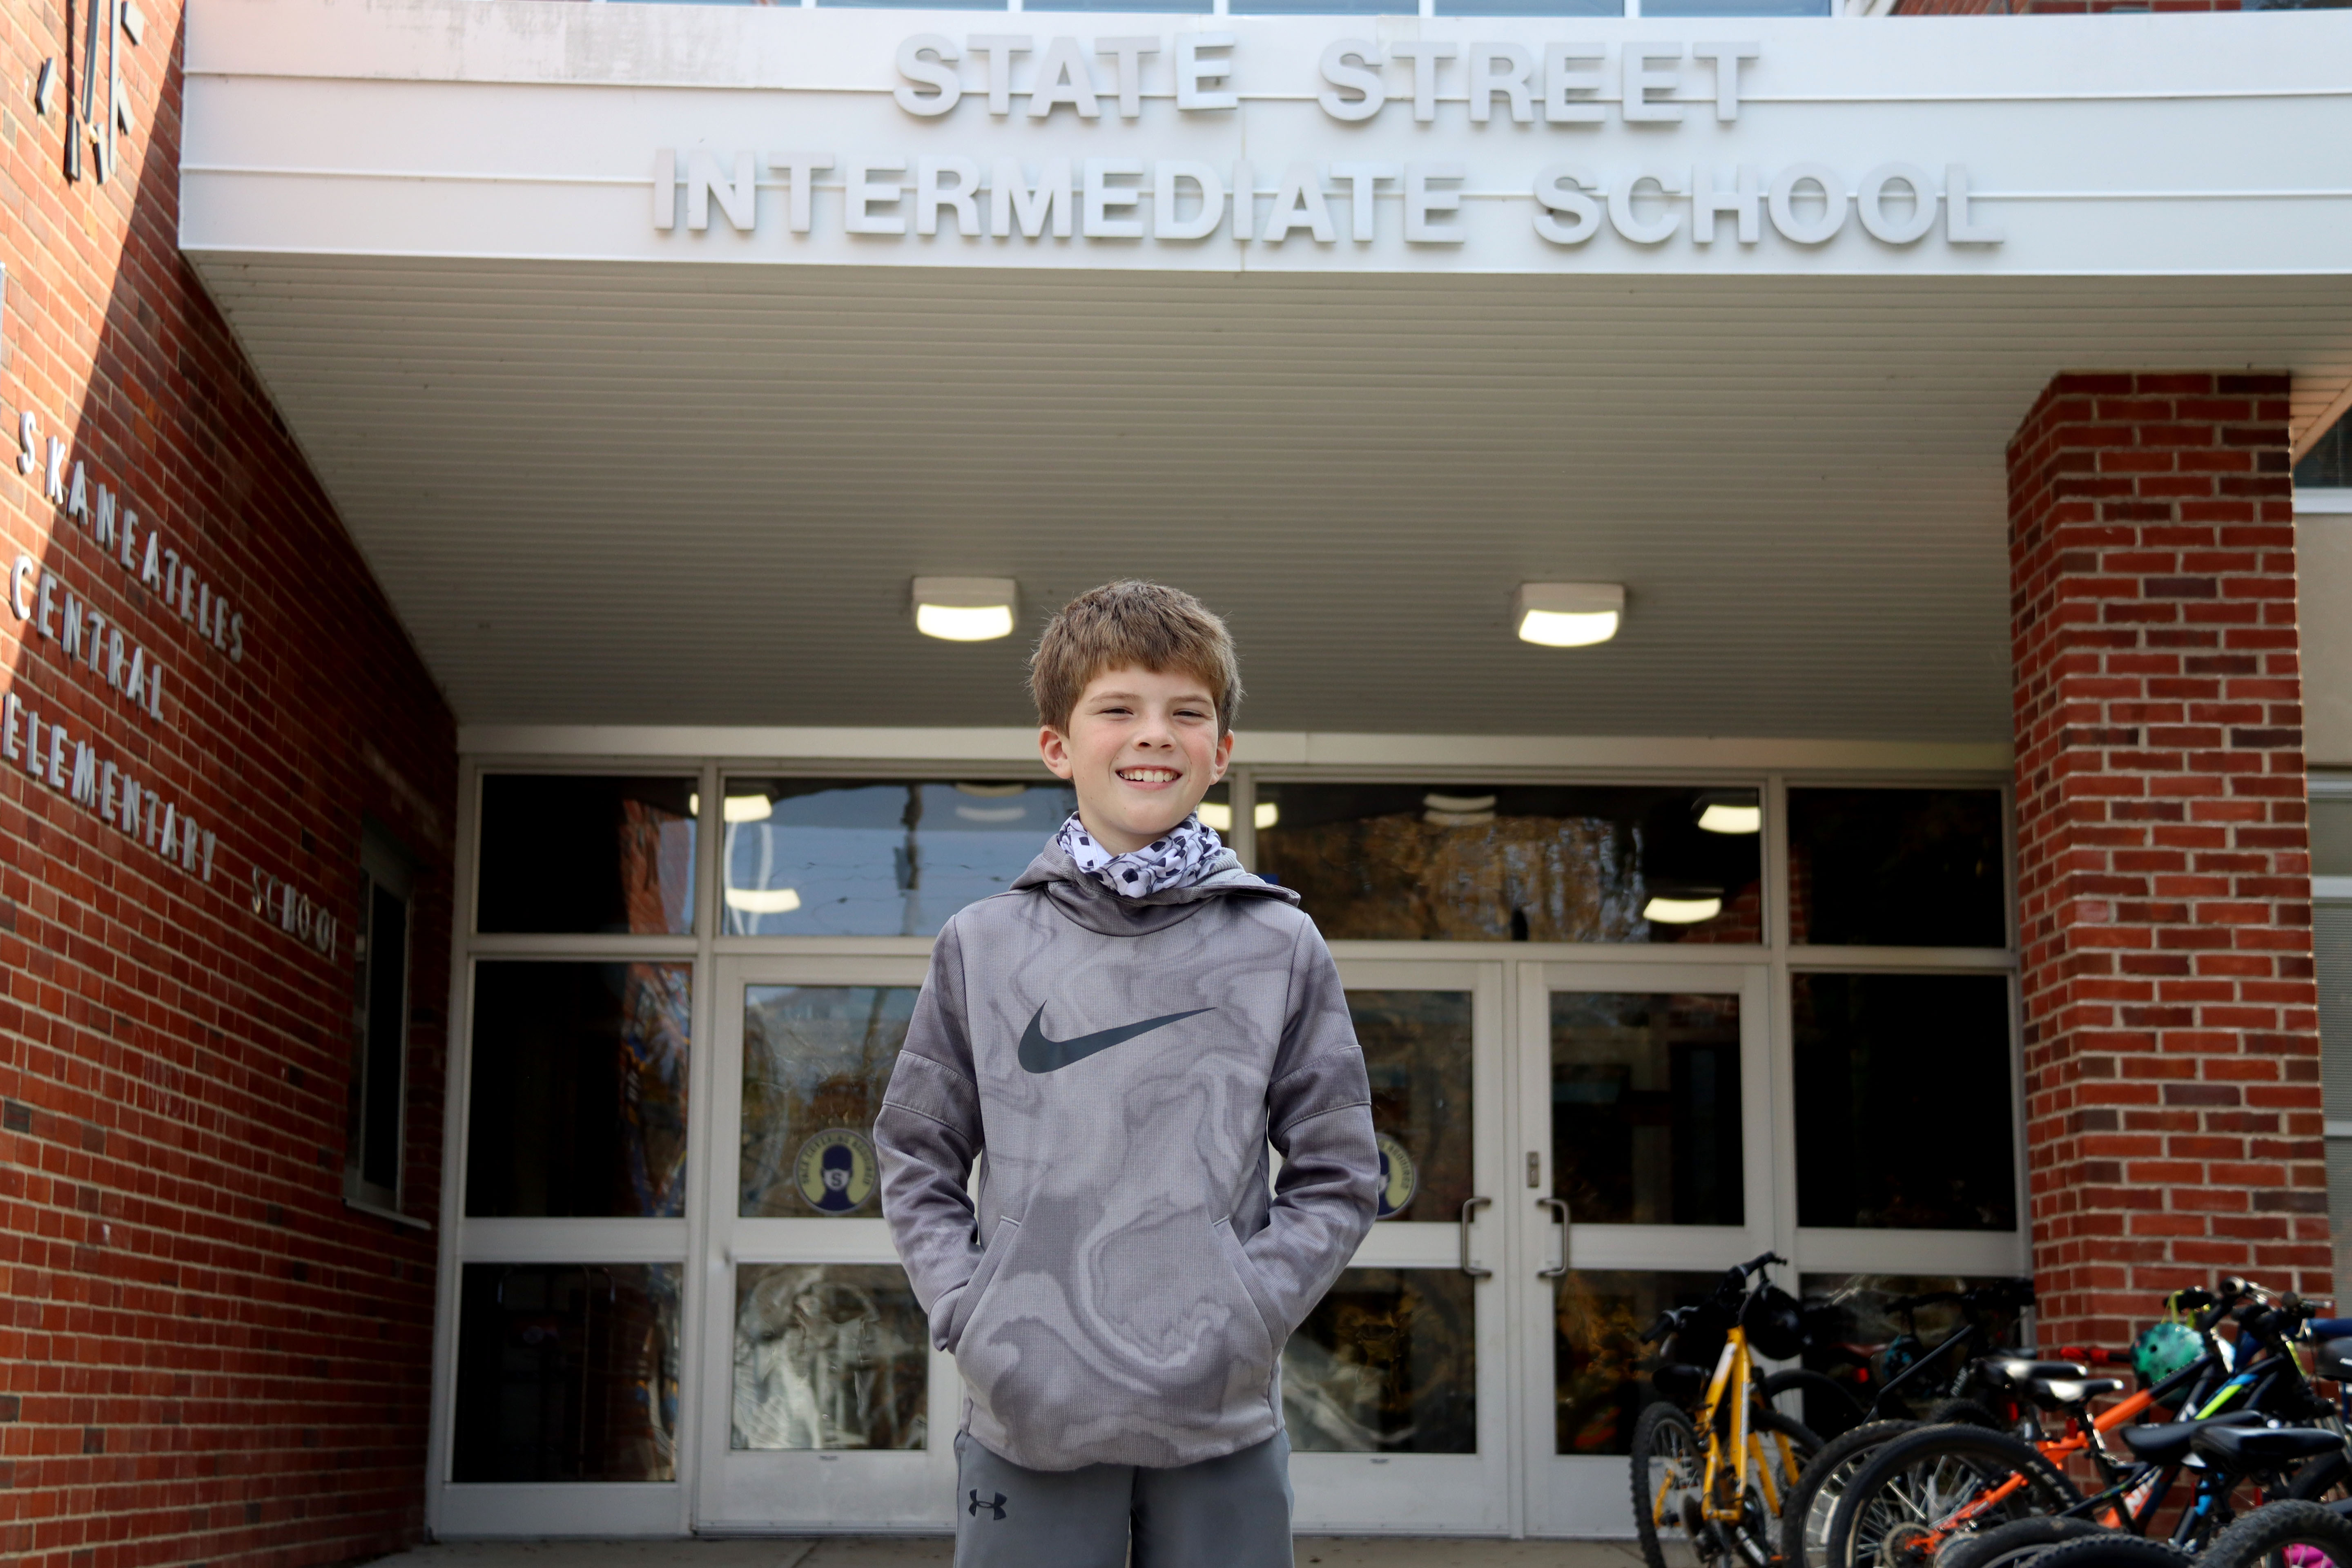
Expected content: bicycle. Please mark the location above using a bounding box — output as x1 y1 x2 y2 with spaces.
1629 1252 1826 1568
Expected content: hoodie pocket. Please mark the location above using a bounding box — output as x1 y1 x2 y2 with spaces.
1212 1216 1282 1363
942 1216 1020 1354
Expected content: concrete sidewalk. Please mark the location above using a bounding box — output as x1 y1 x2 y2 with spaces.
382 1537 1650 1568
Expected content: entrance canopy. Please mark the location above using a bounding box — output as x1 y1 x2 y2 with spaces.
181 0 2352 741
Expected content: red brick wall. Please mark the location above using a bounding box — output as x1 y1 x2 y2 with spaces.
0 0 455 1563
2008 372 2326 1352
1893 1 2247 12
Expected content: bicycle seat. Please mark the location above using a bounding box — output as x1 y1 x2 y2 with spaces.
2026 1376 2125 1410
2118 1410 2267 1464
2189 1422 2344 1469
1977 1358 2089 1392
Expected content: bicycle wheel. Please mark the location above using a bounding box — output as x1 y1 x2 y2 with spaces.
1779 1419 1922 1568
2288 1452 2351 1505
1713 1407 1826 1568
1936 1516 2117 1568
1764 1368 1871 1441
2203 1500 2352 1568
1632 1401 1710 1568
1823 1423 2082 1568
1924 1398 2004 1430
2026 1535 2196 1568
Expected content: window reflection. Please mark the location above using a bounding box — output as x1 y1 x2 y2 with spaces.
1285 1268 1476 1453
1793 972 2015 1230
1554 1269 1726 1456
1349 991 1473 1221
467 961 691 1219
1794 1273 2028 1432
1553 992 1743 1226
477 775 695 936
732 1264 927 1452
1254 784 1761 944
453 1264 681 1483
740 986 914 1219
721 779 1078 937
1788 788 2005 948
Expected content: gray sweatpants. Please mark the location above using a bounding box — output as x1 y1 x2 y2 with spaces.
952 1429 1293 1568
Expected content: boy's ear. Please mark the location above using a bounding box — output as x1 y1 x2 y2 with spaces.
1038 725 1077 780
1209 727 1234 783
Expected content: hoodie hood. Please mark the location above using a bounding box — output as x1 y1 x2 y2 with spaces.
1010 841 1298 937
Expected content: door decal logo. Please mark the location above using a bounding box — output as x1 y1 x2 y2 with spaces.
1017 1004 1212 1073
793 1129 878 1213
1375 1133 1418 1219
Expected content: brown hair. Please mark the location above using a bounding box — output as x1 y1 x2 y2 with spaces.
1029 581 1244 736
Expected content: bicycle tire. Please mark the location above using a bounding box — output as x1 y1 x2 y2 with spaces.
1766 1369 1871 1441
2201 1499 2352 1568
1824 1423 2083 1568
1935 1516 2116 1568
2288 1451 2351 1505
2025 1535 2195 1568
1924 1399 2004 1430
1632 1401 1709 1568
1781 1419 1924 1568
1714 1407 1827 1568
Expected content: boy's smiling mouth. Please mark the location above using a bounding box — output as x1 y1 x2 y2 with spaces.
1117 767 1181 785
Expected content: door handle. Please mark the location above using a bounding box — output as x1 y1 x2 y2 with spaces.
1536 1197 1569 1280
1459 1196 1493 1278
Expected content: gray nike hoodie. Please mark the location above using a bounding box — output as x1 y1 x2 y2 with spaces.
874 840 1380 1472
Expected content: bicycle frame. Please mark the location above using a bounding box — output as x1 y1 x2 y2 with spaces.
1694 1326 1801 1526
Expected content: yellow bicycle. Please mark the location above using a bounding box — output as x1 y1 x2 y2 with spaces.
1630 1252 1824 1568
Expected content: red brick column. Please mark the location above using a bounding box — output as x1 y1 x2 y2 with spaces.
2009 372 2327 1352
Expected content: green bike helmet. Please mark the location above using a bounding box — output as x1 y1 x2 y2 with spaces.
2134 1320 2202 1384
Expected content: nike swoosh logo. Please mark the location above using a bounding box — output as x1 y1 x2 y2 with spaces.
1018 1005 1212 1074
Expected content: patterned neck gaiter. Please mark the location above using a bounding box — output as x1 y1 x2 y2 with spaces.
1054 812 1227 898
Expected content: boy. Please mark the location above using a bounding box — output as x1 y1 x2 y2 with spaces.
875 580 1380 1568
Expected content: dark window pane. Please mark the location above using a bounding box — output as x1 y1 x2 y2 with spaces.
741 986 915 1218
1285 1268 1476 1453
2299 415 2352 488
1788 788 2004 948
1255 784 1762 943
721 778 1084 937
2314 798 2352 878
453 1263 681 1483
1553 992 1742 1226
477 775 695 935
1351 991 1474 1221
733 1264 929 1450
468 962 691 1218
1793 1273 2027 1430
1794 973 2015 1230
1554 1269 1724 1455
359 880 409 1193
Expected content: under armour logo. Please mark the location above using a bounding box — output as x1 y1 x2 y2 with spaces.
968 1489 1007 1520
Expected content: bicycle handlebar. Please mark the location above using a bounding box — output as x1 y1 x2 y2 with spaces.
1737 1251 1787 1277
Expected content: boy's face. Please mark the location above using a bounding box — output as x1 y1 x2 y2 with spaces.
1039 665 1234 856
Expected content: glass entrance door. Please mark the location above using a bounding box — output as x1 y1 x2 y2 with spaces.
1512 962 1776 1539
695 956 956 1530
1288 960 1514 1535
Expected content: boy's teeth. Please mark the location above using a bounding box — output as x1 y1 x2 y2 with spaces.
1121 769 1177 782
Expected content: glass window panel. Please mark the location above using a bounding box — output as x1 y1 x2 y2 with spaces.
1030 0 1208 10
1435 0 1621 12
1554 1269 1724 1455
2296 414 2351 490
1787 787 2005 948
356 878 409 1196
1349 990 1473 1222
1284 1268 1476 1453
1793 972 2015 1231
1230 0 1391 11
1643 0 1827 11
452 1263 682 1483
2313 797 2352 877
1553 991 1743 1226
721 778 1080 937
740 986 916 1218
477 774 696 935
1794 1273 2028 1431
1254 784 1762 944
733 1264 929 1451
467 961 691 1218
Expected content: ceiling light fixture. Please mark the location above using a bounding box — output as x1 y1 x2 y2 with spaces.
1514 583 1625 648
725 886 802 914
1198 802 1233 831
1694 794 1762 835
1643 894 1723 925
723 794 774 824
913 577 1018 642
